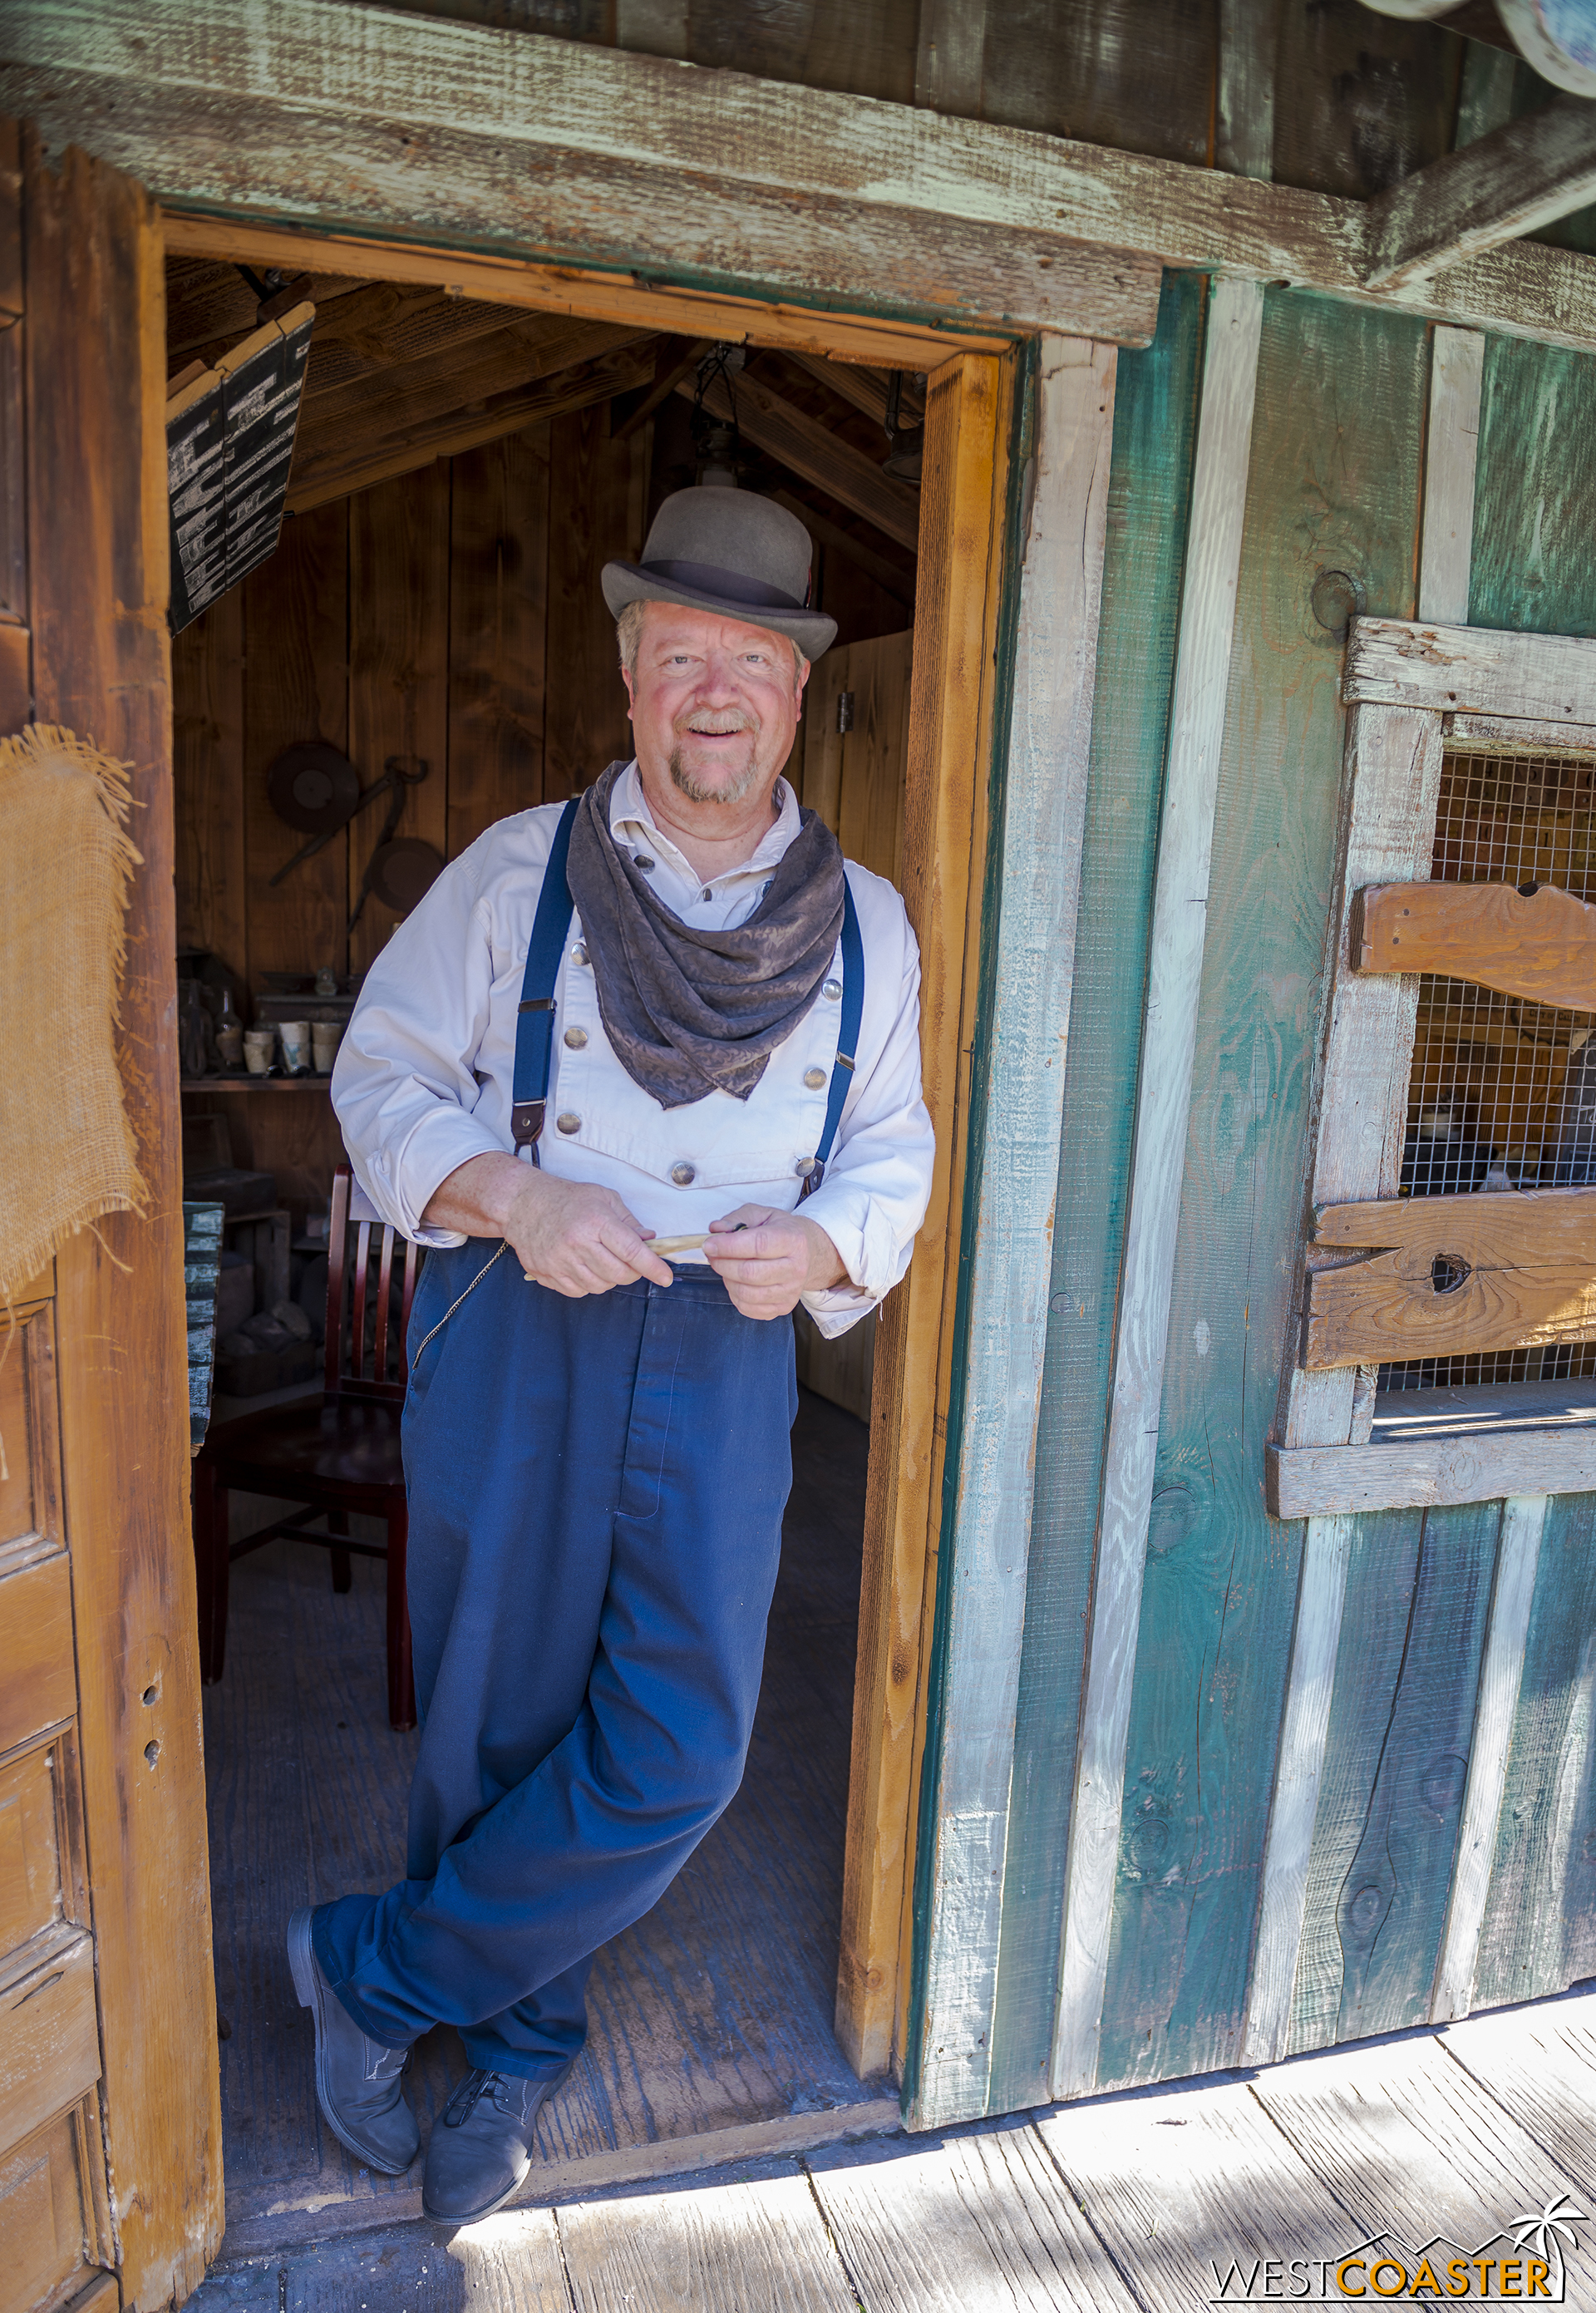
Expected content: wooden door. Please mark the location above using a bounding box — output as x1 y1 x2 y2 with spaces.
0 127 220 2312
795 630 914 1422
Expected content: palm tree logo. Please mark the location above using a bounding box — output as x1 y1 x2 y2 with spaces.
1509 2194 1584 2292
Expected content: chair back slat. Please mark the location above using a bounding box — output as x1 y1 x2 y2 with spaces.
372 1226 395 1381
401 1237 421 1362
324 1169 352 1398
350 1220 372 1379
326 1165 411 1404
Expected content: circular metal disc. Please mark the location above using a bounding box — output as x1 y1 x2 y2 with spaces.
369 837 445 915
267 742 362 833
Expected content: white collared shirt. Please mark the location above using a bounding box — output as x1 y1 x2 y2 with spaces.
330 764 934 1336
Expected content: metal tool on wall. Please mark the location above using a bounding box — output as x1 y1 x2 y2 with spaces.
265 743 444 924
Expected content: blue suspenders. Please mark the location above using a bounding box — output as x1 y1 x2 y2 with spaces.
510 803 864 1188
510 796 581 1154
801 880 863 1198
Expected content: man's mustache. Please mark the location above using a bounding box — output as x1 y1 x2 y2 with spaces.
676 709 759 737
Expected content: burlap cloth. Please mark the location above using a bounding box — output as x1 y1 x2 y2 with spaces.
0 725 147 1301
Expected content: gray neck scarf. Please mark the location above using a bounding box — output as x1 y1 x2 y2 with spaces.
564 762 846 1111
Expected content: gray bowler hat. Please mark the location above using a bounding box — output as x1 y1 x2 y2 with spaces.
602 486 837 661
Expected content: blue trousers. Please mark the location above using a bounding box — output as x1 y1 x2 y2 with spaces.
313 1240 796 2076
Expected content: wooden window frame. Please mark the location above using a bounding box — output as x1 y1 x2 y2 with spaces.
1268 613 1596 1521
161 214 1022 2089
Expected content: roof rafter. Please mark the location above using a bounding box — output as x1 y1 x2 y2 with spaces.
1364 93 1596 293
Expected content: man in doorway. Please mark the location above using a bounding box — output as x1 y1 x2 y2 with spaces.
292 486 934 2222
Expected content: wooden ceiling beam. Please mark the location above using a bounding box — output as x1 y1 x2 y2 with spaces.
782 352 925 431
684 371 921 552
610 335 712 441
285 343 656 513
299 313 649 437
19 0 1596 354
771 489 915 607
1363 95 1596 293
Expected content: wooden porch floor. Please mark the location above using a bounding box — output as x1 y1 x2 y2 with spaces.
189 1980 1596 2307
204 1388 892 2261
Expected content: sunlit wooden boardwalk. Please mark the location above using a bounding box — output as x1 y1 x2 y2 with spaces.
190 1980 1596 2310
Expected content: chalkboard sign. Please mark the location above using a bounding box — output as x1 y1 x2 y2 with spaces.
166 300 314 635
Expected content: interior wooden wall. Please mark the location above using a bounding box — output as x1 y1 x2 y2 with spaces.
175 407 646 1200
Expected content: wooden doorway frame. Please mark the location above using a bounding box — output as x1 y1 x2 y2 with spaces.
158 210 1018 2095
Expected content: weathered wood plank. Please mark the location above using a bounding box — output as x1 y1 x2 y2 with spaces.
1363 96 1596 293
1284 1508 1425 2057
1241 1514 1354 2068
1471 331 1596 636
1268 1433 1596 1517
1472 1491 1596 2009
912 0 985 115
27 0 1596 353
28 131 223 2301
1051 276 1264 2103
171 588 247 976
347 464 451 974
1446 708 1596 750
1351 875 1596 1009
912 337 1116 2129
1278 704 1445 1453
1253 2028 1579 2255
1327 1502 1499 2045
1035 2075 1356 2313
0 3 1163 346
446 425 550 848
1441 1985 1596 2198
806 2120 1140 2313
556 2163 859 2313
1417 328 1482 625
990 273 1207 2120
543 407 640 800
165 213 1011 374
1344 614 1596 721
240 498 351 981
1215 0 1276 183
1432 1493 1549 2022
1084 292 1429 2100
837 352 1008 2083
1305 1187 1596 1369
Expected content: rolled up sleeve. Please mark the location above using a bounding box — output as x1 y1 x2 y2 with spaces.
329 845 506 1246
798 881 934 1339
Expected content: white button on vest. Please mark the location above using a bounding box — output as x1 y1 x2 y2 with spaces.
571 944 589 966
803 1067 826 1090
822 979 842 1001
556 1112 581 1134
563 1026 588 1049
795 1156 817 1176
670 1162 696 1186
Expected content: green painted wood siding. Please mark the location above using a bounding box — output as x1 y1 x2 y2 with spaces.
1465 332 1596 2015
988 272 1206 2115
1091 289 1428 2093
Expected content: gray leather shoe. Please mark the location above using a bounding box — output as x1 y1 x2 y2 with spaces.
287 1906 419 2175
422 2063 573 2221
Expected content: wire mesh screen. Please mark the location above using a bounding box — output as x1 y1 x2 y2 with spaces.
1382 746 1596 1393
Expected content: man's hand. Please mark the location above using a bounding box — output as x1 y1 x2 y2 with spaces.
702 1204 848 1319
423 1153 672 1297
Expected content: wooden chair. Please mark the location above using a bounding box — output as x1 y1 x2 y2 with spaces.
192 1166 421 1729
